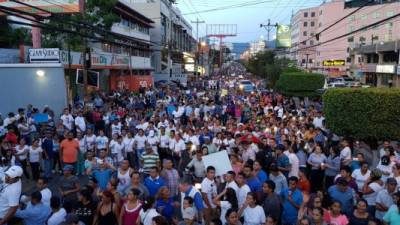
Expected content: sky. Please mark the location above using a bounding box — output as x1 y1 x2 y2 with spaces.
176 0 325 43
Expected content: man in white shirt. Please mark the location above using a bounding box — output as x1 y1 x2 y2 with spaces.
158 127 170 162
312 111 325 128
60 109 74 131
225 171 239 195
74 111 86 133
169 134 185 166
236 172 251 208
201 166 217 225
0 166 22 225
47 197 66 225
37 177 52 206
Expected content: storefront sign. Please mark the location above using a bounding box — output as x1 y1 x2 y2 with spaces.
376 65 395 74
109 75 153 91
29 48 60 63
323 60 345 67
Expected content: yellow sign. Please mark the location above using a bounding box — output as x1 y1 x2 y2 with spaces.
323 60 345 66
221 89 228 96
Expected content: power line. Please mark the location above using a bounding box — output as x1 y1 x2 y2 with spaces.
293 11 400 54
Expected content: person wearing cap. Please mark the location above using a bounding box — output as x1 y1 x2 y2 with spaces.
376 177 397 220
92 159 114 191
0 166 22 225
59 164 80 206
328 177 355 217
15 191 51 225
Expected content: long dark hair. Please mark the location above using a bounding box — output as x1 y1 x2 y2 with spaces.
142 196 155 212
224 188 238 210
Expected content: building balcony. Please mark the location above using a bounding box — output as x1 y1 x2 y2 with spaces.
111 23 150 41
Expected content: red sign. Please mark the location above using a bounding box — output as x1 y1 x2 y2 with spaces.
110 75 153 92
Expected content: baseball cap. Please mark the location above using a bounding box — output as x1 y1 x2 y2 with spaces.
63 165 74 171
182 207 196 220
387 177 397 185
5 166 23 178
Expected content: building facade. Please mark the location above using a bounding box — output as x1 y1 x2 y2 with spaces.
290 6 319 69
128 0 196 76
290 0 400 81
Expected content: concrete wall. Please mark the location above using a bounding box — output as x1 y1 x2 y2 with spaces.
0 64 68 118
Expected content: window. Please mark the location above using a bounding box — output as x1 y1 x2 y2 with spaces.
311 12 316 17
310 32 314 36
348 25 355 32
386 11 394 17
385 22 393 29
360 36 366 43
349 15 355 22
303 31 307 36
361 14 367 20
348 36 354 42
302 59 306 63
309 59 313 63
304 12 308 17
385 33 393 41
311 21 315 27
310 40 314 45
373 25 380 30
373 12 380 19
304 21 308 27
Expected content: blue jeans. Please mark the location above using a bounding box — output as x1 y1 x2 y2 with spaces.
43 159 53 178
135 148 144 169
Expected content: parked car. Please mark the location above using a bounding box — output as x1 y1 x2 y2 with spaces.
238 80 256 93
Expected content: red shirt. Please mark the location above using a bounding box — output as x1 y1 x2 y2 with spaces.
5 132 17 144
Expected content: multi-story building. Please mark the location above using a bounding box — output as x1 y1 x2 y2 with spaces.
290 6 319 69
128 0 196 77
291 0 400 82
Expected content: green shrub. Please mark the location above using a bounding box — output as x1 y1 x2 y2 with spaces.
275 72 325 97
323 88 400 140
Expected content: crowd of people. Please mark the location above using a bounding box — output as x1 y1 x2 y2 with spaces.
0 75 399 225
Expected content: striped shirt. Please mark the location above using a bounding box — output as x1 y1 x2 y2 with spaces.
141 152 159 173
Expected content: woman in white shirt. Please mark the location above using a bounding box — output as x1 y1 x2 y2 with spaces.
15 138 30 179
212 132 224 150
139 197 159 225
362 169 384 216
213 188 238 224
29 139 43 180
239 192 266 225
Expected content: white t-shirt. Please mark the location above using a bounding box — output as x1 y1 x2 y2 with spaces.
159 135 170 148
238 184 251 208
340 147 351 164
169 139 186 154
85 134 97 151
60 114 74 130
74 116 86 132
140 208 159 225
285 151 300 178
0 180 21 218
123 137 134 153
226 181 239 195
111 123 122 136
220 201 232 224
109 140 124 162
134 135 147 149
29 146 43 163
40 188 52 206
351 169 371 190
15 145 29 161
243 205 266 225
313 116 324 128
47 208 67 225
96 136 109 149
364 182 384 206
201 178 217 208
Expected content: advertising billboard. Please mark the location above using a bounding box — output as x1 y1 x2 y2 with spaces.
276 25 291 48
0 0 81 14
322 60 346 67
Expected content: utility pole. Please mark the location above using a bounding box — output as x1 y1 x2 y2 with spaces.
81 1 89 97
306 53 310 70
191 18 205 77
260 19 278 47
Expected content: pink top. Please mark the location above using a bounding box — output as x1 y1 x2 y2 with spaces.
323 211 349 225
123 202 142 225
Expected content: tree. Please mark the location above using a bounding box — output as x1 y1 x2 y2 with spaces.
275 72 325 97
241 51 295 87
323 88 400 140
